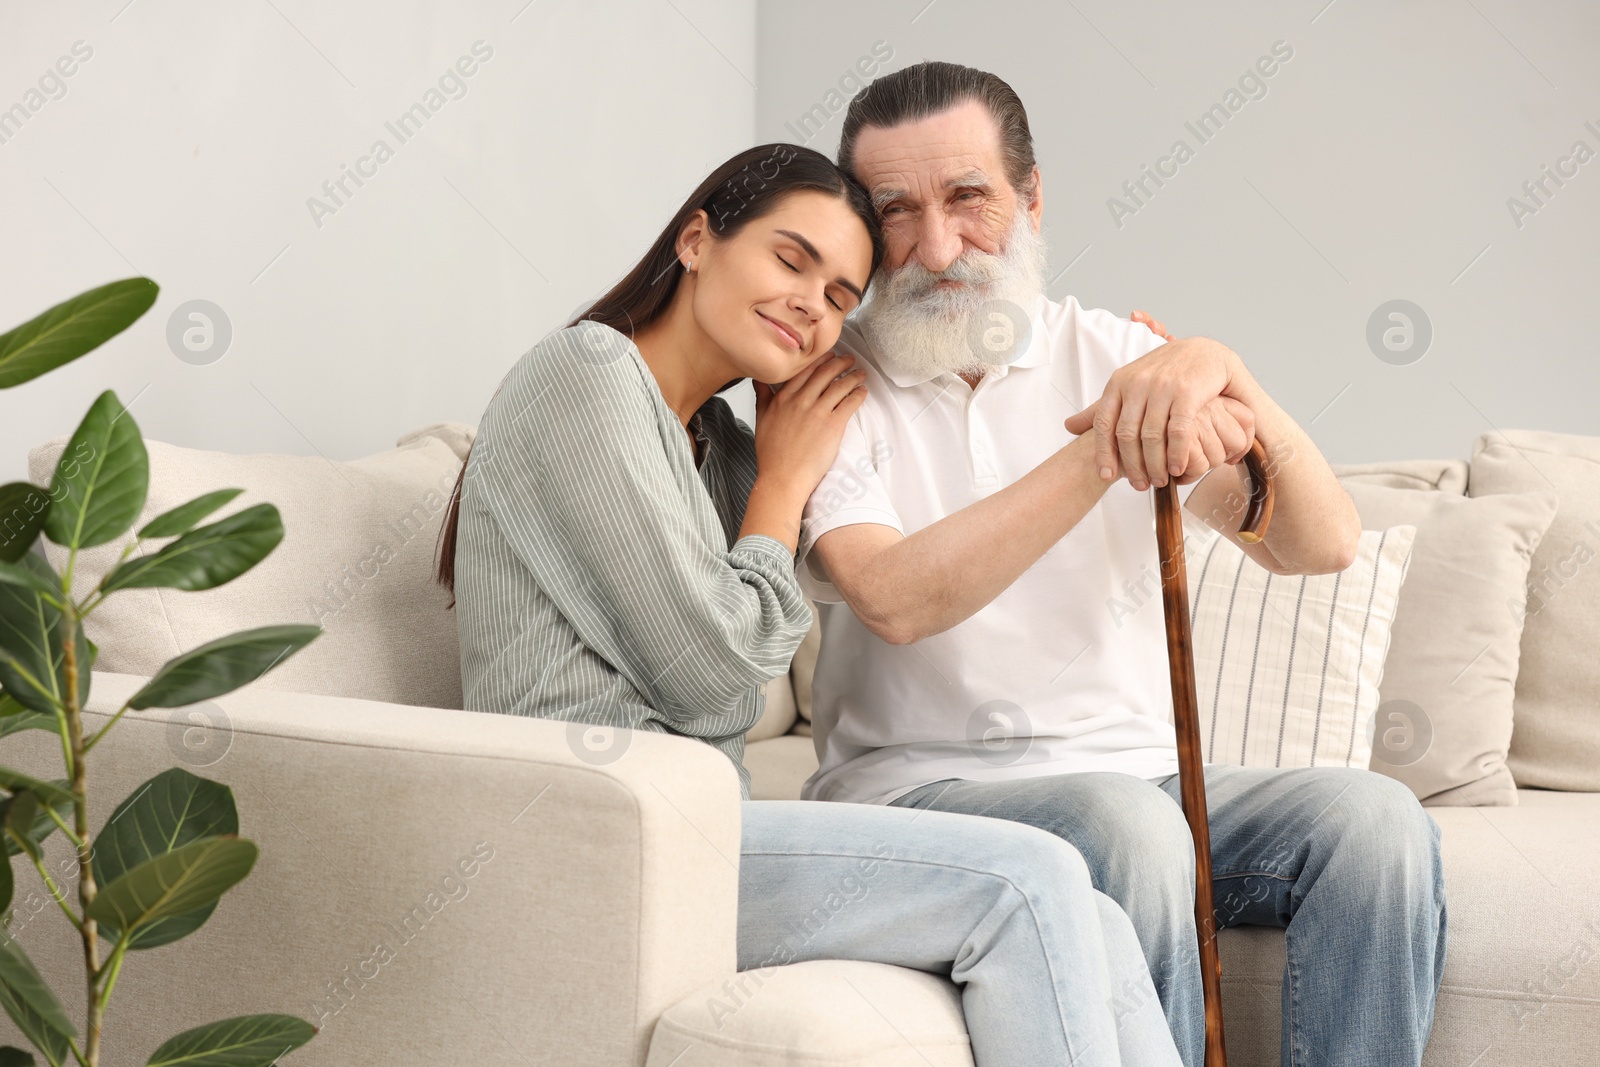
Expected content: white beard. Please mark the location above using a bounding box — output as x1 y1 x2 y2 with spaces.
856 208 1049 380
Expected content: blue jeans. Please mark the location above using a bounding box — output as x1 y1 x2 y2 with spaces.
736 799 1182 1066
888 765 1448 1067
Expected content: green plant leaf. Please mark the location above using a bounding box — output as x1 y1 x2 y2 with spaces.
0 980 68 1067
91 768 237 950
0 710 56 741
0 561 60 602
41 389 148 550
0 554 90 716
138 488 245 539
0 690 56 738
146 1013 316 1066
101 503 282 595
0 1044 36 1066
0 782 70 859
0 277 158 390
0 771 72 810
2 796 39 864
0 857 11 918
0 484 50 566
84 836 256 936
0 932 77 1044
128 625 320 710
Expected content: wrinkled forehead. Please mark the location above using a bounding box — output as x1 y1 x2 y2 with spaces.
850 101 1008 205
865 158 999 213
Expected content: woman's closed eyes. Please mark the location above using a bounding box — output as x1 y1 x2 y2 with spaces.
777 252 845 311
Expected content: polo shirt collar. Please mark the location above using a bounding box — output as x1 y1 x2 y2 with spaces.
858 290 1050 389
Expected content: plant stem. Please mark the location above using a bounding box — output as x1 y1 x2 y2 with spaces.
59 599 104 1067
1 661 74 780
42 805 84 850
81 702 131 753
75 540 139 620
26 851 80 926
55 705 76 784
96 936 130 1003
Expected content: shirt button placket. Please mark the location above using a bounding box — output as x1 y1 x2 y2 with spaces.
969 389 999 488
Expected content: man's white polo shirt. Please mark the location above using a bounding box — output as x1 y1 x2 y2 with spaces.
795 292 1208 806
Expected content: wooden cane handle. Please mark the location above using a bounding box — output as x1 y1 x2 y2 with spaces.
1233 438 1276 544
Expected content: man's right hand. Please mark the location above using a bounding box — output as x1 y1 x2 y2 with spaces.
1062 307 1263 491
1066 392 1254 488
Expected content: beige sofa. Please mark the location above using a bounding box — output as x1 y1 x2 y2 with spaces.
5 424 1596 1066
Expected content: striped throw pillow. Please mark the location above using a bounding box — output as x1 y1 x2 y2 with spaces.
1180 512 1418 770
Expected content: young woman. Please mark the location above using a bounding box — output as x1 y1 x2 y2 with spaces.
434 143 1182 1067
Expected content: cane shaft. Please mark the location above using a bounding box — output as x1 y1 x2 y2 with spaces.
1156 439 1275 1067
1156 479 1228 1067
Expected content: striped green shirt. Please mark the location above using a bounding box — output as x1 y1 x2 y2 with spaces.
454 320 813 799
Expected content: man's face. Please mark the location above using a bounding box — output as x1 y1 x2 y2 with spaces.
848 98 1048 379
850 98 1041 277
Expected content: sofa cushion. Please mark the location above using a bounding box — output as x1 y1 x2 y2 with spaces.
27 424 469 710
1341 482 1559 805
791 600 822 722
1468 429 1600 791
748 674 798 742
648 958 973 1067
650 790 1600 1067
743 734 821 801
1182 511 1416 770
1333 458 1470 494
1218 789 1600 1066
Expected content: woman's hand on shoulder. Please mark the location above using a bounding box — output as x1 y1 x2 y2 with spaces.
751 348 867 496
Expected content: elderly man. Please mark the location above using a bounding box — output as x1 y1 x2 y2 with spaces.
796 60 1447 1067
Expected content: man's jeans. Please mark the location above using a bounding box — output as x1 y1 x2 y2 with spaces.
735 799 1182 1065
888 765 1449 1067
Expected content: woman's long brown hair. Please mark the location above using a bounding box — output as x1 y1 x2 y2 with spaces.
433 142 884 605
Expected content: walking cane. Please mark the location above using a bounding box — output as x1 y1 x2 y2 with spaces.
1154 437 1275 1067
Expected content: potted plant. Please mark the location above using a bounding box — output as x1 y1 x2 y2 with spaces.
0 278 320 1065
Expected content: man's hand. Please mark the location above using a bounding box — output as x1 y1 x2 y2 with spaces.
1066 392 1255 488
1064 332 1261 490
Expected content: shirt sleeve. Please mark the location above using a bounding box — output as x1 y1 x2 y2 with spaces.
794 405 903 604
472 325 813 727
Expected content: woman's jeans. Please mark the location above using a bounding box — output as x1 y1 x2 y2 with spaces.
889 765 1450 1067
736 799 1183 1066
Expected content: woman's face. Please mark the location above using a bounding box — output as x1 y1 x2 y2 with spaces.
689 189 874 384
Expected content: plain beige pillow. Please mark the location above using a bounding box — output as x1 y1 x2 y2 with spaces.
1468 429 1600 791
1341 481 1558 805
28 425 469 711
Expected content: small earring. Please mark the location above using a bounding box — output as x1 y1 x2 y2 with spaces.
686 261 693 272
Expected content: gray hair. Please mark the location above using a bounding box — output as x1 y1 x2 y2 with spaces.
838 61 1038 201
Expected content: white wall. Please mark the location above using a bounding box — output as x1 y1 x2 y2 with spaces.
758 0 1600 462
6 0 1595 481
0 0 756 481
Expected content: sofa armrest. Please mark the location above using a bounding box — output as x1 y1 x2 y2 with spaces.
2 671 743 1067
